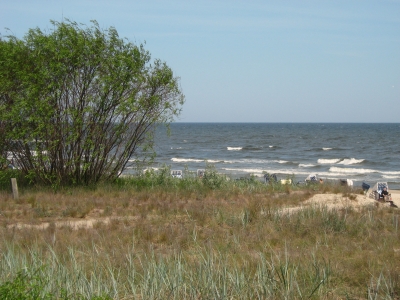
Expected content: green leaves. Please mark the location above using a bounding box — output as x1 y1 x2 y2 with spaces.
0 19 184 186
0 268 53 300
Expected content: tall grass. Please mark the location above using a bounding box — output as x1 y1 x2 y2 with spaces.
0 168 399 299
0 237 333 299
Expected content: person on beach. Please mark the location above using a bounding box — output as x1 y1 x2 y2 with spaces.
380 187 398 207
380 187 391 201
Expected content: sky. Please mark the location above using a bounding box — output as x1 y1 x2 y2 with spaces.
1 0 399 122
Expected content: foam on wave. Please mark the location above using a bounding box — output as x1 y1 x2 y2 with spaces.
171 158 222 163
318 158 341 164
277 160 289 164
382 175 400 179
329 167 377 174
299 164 316 168
384 171 400 175
337 158 365 165
318 158 364 165
222 168 264 174
171 158 204 163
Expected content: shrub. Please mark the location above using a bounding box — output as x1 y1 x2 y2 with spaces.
0 169 28 191
202 164 227 189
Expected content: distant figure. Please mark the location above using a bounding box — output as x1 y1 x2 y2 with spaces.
380 187 391 201
264 173 277 184
380 187 398 207
362 182 370 192
319 178 324 184
197 169 205 178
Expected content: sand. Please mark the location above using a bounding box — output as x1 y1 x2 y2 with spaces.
282 189 400 215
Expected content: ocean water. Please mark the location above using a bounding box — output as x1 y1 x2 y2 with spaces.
136 123 400 189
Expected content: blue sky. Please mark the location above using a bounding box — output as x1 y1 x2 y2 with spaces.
1 0 399 122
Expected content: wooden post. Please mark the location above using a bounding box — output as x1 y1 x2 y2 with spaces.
11 178 19 200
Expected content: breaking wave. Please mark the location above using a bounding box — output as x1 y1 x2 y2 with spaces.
382 175 400 179
337 158 365 165
171 158 203 163
299 164 316 168
171 158 223 163
318 159 341 164
277 160 289 164
227 146 270 151
317 158 364 165
222 167 264 174
329 167 377 174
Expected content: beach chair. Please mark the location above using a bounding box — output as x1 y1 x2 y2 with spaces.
171 170 183 179
368 182 388 200
264 173 277 184
305 174 318 184
368 182 397 207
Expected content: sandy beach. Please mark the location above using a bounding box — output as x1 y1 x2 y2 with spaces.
279 189 400 215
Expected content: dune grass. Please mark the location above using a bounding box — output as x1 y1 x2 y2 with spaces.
0 169 399 299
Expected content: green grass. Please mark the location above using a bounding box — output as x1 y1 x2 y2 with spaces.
0 242 334 299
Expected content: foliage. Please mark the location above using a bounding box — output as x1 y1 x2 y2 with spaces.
0 268 53 300
114 164 231 191
0 267 113 299
0 19 184 186
0 169 28 191
202 163 227 189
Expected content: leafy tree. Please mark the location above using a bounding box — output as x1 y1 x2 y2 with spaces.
0 20 184 185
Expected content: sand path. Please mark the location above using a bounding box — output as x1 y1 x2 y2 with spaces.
6 191 400 230
7 216 140 230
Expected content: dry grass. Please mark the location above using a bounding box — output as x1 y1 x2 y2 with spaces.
0 180 400 299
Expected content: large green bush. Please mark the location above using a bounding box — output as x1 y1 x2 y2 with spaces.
0 20 184 186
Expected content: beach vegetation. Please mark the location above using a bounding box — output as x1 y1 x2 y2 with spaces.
1 175 399 299
0 19 184 186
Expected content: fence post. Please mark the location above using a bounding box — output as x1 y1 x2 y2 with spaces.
11 178 19 200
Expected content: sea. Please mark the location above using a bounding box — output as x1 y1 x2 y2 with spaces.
130 123 400 190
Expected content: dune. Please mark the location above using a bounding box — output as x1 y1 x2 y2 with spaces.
282 190 400 215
